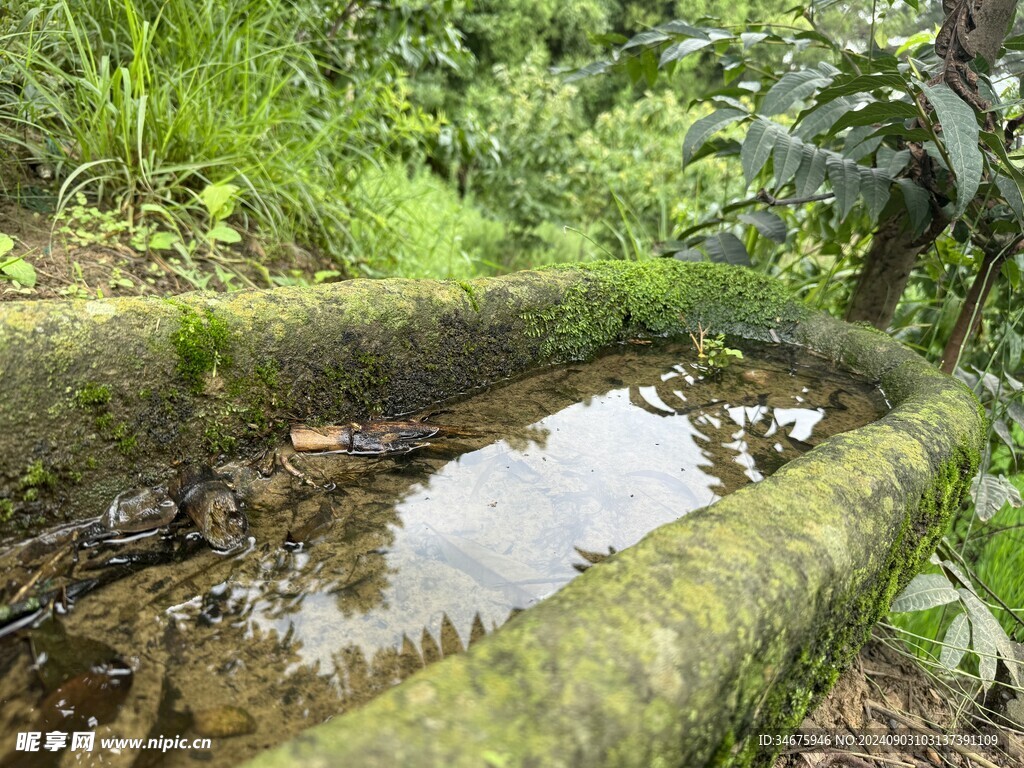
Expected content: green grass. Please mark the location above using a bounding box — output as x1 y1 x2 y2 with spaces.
0 0 421 274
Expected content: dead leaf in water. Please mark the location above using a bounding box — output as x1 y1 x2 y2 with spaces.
36 660 133 732
30 616 121 691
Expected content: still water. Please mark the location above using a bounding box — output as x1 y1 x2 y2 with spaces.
0 342 887 766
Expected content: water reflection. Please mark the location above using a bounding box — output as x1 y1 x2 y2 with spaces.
0 343 886 766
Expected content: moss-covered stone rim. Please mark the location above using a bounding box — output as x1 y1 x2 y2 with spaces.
245 261 985 768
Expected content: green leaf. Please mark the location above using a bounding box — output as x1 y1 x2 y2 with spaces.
655 21 707 37
794 98 853 141
624 56 643 84
980 134 1024 184
741 119 778 184
794 146 827 197
0 256 37 287
877 146 911 177
826 155 861 220
622 30 670 50
0 234 13 258
815 73 908 105
1003 32 1024 51
590 32 628 46
683 109 747 165
660 38 713 66
896 179 931 236
565 60 610 83
208 225 242 244
970 473 1023 521
921 83 982 219
858 167 891 222
939 612 970 672
740 32 769 49
959 589 1014 689
738 211 787 243
896 29 935 56
314 270 341 283
828 100 919 136
761 69 834 116
689 137 741 164
147 231 179 251
842 126 883 161
772 135 803 191
1007 400 1024 430
994 172 1024 223
639 48 658 87
702 232 750 265
199 182 240 221
891 573 960 612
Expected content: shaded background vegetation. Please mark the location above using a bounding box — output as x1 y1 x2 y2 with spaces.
1 0 1023 735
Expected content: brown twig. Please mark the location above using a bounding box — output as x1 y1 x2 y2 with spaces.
865 699 1004 768
756 189 835 206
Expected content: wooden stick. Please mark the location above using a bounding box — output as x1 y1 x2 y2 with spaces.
290 424 355 452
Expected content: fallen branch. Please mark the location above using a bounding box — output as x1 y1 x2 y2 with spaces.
291 420 477 455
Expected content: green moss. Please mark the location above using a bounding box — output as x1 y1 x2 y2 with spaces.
115 431 138 456
72 382 112 409
172 306 232 392
524 261 807 361
204 425 238 455
21 460 57 491
254 359 280 389
0 498 13 522
326 351 390 415
456 280 480 312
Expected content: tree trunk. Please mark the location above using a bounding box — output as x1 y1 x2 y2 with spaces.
844 214 937 329
845 0 1019 330
969 0 1019 66
940 247 1006 373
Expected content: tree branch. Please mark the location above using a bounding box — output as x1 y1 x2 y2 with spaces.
755 189 834 206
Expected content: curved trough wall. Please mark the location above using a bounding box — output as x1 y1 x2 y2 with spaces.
0 261 984 766
0 260 804 538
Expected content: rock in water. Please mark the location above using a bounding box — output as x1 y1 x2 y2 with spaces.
103 487 179 533
173 477 248 551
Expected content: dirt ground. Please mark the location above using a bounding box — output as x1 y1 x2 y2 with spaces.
774 634 1024 768
0 200 340 302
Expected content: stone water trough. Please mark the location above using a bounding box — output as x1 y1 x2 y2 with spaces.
0 261 984 766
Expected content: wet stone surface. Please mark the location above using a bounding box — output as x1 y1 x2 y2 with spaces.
0 341 887 766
